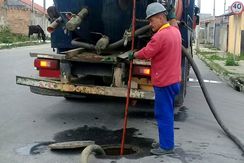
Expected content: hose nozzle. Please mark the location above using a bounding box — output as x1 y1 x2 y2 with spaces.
47 16 62 33
66 8 88 31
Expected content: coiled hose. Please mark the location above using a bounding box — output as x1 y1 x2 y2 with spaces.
182 46 244 154
80 145 106 163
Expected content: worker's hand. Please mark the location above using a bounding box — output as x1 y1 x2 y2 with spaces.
128 51 134 61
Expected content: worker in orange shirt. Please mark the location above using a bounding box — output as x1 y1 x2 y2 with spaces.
128 2 182 155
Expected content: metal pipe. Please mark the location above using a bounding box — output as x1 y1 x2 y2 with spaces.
71 39 95 50
108 25 150 49
120 0 136 156
66 8 88 31
47 17 62 33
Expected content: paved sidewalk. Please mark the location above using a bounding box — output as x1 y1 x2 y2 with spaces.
195 45 244 92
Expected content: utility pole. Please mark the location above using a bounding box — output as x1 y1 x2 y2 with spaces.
43 0 46 34
213 0 216 46
32 0 34 12
43 0 46 12
196 0 201 50
31 0 34 25
224 0 226 13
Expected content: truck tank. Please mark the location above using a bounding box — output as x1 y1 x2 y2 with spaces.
51 0 155 49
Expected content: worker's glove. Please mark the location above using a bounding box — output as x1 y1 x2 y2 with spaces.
128 51 134 61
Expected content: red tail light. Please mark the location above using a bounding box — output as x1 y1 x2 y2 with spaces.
34 59 59 70
34 58 60 78
133 66 151 77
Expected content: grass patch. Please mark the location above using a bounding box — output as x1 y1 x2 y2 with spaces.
209 47 218 50
0 26 34 44
207 54 224 61
225 55 239 66
238 54 244 60
198 51 216 56
203 43 214 48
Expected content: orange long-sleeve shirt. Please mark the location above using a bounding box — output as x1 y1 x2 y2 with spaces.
137 24 182 87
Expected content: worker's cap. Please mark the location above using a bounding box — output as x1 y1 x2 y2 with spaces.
146 2 167 19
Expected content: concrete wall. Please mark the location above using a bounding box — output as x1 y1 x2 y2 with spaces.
207 23 214 44
5 8 31 35
215 23 228 52
199 15 228 52
198 27 205 44
199 21 215 44
0 0 6 26
228 12 244 56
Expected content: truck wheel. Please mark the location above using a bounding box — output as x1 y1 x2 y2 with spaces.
175 78 186 107
175 56 188 107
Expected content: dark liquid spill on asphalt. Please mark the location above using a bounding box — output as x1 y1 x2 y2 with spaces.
15 142 54 156
15 107 188 159
53 126 154 158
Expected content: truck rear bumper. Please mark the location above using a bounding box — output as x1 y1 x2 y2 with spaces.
16 76 155 100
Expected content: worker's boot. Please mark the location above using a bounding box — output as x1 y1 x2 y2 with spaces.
151 142 159 149
150 147 174 155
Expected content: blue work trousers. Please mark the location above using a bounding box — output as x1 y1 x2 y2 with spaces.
153 82 180 150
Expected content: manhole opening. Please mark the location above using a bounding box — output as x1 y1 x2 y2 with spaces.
102 145 139 156
235 86 241 92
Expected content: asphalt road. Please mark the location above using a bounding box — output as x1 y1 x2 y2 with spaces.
0 44 244 163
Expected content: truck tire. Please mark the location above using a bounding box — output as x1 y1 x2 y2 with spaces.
175 74 186 107
175 41 193 107
175 55 188 107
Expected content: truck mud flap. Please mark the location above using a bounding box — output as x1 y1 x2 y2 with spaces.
16 76 155 100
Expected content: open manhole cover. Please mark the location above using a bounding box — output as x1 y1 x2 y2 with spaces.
102 144 140 156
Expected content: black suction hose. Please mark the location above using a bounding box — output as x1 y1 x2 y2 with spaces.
71 25 150 50
182 46 244 154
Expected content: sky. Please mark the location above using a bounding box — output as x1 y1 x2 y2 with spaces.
34 0 244 16
34 0 54 8
198 0 244 16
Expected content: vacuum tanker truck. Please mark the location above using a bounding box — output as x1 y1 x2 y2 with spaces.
16 0 199 108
